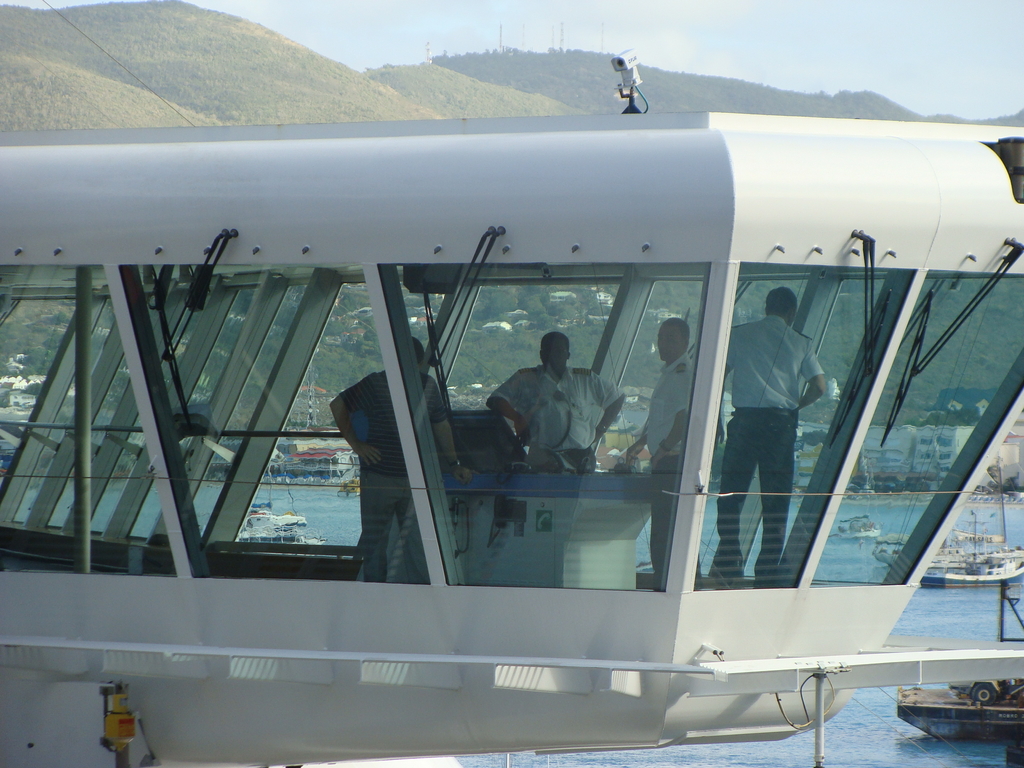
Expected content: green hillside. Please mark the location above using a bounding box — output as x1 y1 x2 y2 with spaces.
366 64 580 119
433 50 626 116
1 1 1022 132
432 49 1021 125
979 108 1024 127
0 53 215 130
0 1 438 131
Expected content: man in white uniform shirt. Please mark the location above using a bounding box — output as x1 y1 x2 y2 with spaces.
713 287 826 587
624 318 692 588
488 332 624 473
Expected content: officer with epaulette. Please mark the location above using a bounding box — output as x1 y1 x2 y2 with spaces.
487 331 624 473
624 317 693 588
712 286 826 587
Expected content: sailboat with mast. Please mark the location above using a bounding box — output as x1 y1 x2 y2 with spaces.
922 468 1024 586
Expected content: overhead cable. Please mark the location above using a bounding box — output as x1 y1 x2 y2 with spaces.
38 0 196 127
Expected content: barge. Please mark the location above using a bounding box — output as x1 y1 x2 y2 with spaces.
898 686 1024 741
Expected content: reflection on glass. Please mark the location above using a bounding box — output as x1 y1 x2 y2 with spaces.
700 266 901 590
619 282 704 588
129 487 163 540
712 286 825 588
0 266 172 575
443 281 619 405
394 263 707 590
11 443 56 525
329 337 464 584
183 265 426 583
0 263 425 580
814 273 1024 585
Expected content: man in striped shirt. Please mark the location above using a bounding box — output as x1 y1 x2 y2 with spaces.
331 338 471 583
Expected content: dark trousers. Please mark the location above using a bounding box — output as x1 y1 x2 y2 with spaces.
650 453 682 590
358 471 428 584
713 408 797 584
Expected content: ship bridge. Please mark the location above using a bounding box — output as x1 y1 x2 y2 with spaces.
3 114 1024 767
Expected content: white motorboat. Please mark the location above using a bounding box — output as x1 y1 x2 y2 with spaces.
829 514 881 539
236 503 324 545
924 477 1024 586
922 526 1024 586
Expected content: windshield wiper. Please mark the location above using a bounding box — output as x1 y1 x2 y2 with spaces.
423 225 506 416
829 288 892 447
852 230 880 375
825 230 887 446
151 228 238 433
881 237 1024 444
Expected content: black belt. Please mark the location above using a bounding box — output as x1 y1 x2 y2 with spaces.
732 407 798 419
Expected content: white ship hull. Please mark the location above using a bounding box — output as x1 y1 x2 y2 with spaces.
3 113 1024 767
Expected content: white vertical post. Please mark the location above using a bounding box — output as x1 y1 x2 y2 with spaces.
670 260 739 593
364 266 448 586
814 672 826 768
104 265 193 578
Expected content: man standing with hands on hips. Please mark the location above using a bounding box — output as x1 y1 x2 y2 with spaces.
712 287 825 587
331 338 472 584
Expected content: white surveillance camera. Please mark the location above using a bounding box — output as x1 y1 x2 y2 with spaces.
611 49 642 94
611 49 639 72
611 48 647 112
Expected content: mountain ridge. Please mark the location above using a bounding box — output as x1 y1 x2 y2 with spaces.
431 49 1024 126
0 1 438 130
1 1 1021 131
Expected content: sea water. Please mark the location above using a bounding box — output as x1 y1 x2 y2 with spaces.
268 485 1023 767
459 587 1015 768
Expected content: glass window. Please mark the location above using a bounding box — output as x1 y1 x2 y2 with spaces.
699 264 911 589
391 262 708 591
0 265 173 575
142 264 420 582
618 280 706 588
813 272 1024 585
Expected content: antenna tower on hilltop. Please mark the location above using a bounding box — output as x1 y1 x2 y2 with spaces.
425 42 432 64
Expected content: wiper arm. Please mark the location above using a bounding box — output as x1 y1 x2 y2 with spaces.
852 230 879 375
826 229 886 447
424 225 506 417
829 288 892 447
881 237 1024 444
151 228 238 433
881 290 933 445
914 238 1023 374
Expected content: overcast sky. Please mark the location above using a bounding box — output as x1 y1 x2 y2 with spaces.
14 0 1024 119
